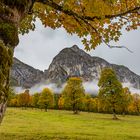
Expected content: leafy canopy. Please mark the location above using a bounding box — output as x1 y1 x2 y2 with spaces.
38 88 54 110
62 77 85 113
98 68 123 109
19 0 140 50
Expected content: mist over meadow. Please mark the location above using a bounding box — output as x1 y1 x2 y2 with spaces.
14 81 140 95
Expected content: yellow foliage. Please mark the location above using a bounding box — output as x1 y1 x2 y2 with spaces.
18 0 140 49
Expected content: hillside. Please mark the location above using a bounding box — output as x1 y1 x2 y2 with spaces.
45 45 140 89
11 45 140 89
10 58 44 88
1 108 140 140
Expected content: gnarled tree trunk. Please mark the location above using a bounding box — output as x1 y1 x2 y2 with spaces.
112 104 118 120
0 0 33 123
0 40 14 123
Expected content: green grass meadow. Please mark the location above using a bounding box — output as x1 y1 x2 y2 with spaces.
0 108 140 140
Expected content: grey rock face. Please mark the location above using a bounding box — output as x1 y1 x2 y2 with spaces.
10 58 44 88
11 45 140 89
45 45 140 89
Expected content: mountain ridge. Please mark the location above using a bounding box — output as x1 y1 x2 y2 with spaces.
10 57 44 88
11 45 140 89
45 45 140 88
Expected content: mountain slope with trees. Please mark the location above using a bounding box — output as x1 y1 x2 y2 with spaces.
11 45 140 89
45 45 140 89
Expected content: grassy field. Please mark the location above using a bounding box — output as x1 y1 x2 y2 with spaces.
0 108 140 140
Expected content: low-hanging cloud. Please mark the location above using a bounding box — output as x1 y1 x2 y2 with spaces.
13 80 140 95
122 82 140 94
14 81 99 95
14 83 66 94
83 81 99 94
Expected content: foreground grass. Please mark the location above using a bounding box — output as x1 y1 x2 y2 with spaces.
0 108 140 140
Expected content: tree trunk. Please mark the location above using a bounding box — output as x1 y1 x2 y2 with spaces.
136 106 140 116
45 105 48 112
0 102 7 124
122 112 125 117
122 108 126 117
74 110 79 114
0 40 14 123
112 108 118 120
0 1 33 123
73 102 79 114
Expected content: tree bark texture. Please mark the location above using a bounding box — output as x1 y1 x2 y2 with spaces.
0 0 32 123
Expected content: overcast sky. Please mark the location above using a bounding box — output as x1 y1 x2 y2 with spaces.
14 21 140 75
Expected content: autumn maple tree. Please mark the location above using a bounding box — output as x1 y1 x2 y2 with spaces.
131 93 140 115
62 77 85 114
0 0 140 122
98 68 123 119
38 88 54 111
120 87 132 115
32 92 40 108
18 90 31 109
84 94 95 112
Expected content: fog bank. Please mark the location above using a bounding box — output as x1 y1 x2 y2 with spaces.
14 81 140 95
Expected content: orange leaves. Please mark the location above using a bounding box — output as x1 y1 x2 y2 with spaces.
18 0 140 50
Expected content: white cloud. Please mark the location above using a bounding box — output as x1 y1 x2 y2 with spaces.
83 81 99 94
14 20 140 76
122 82 140 94
14 81 140 95
14 83 66 94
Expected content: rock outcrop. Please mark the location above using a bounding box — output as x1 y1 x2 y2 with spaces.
10 57 44 88
11 45 140 89
45 45 140 89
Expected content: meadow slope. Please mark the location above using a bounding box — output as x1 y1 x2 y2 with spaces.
0 108 140 140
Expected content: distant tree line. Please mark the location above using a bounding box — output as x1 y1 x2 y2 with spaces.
8 68 140 119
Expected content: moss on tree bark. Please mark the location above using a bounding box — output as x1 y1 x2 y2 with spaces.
0 0 33 123
0 40 14 123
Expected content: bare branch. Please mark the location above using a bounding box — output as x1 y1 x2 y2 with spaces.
103 39 133 53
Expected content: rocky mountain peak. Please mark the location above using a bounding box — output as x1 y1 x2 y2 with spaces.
11 45 140 89
71 44 79 50
45 45 140 89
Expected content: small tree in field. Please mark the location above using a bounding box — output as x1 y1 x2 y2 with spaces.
58 95 65 110
98 68 123 119
32 93 40 108
62 77 85 114
84 94 95 112
18 90 30 109
132 93 140 115
38 88 54 111
120 87 132 115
